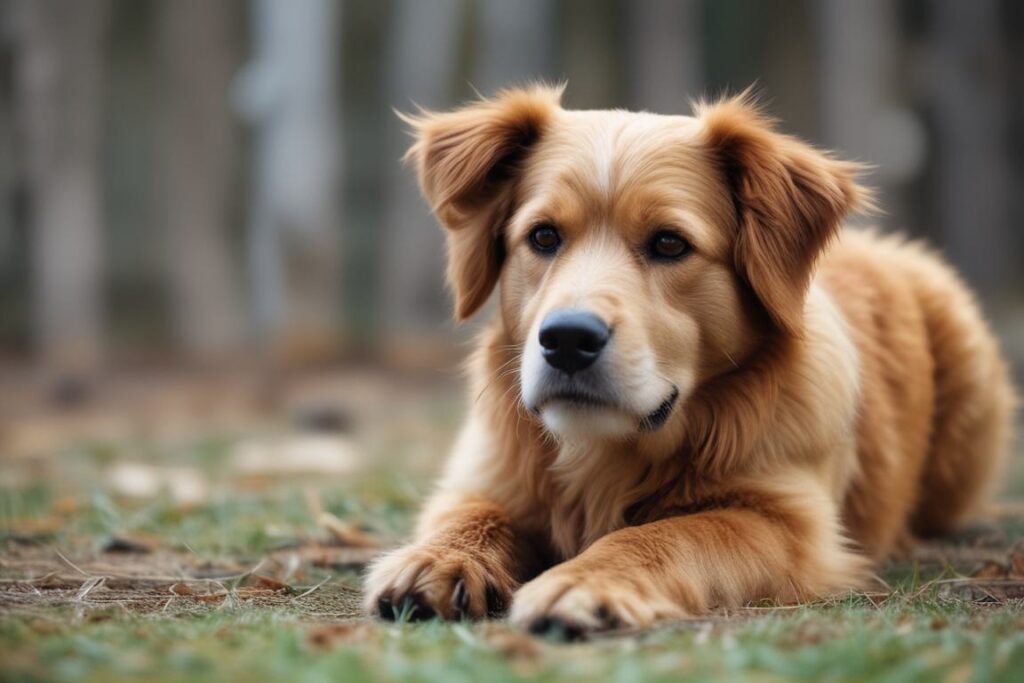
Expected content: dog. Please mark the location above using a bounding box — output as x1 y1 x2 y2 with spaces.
364 85 1015 637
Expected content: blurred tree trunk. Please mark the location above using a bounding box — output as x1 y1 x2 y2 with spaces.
238 0 342 364
155 0 244 361
930 0 1011 296
0 1 18 306
12 0 109 378
561 0 623 108
625 0 702 113
473 0 554 93
818 1 894 157
818 0 924 230
378 0 465 363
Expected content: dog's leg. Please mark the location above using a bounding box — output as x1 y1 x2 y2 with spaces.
510 474 870 637
363 493 536 620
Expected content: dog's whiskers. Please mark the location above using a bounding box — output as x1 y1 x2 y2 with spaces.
474 355 521 405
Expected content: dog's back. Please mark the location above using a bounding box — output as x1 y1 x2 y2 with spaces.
820 229 1015 556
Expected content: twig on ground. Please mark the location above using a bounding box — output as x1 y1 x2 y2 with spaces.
73 575 106 602
294 576 331 600
54 549 93 577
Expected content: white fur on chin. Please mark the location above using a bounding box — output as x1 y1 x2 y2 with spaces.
541 402 636 441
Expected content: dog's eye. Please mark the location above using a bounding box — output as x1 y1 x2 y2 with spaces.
648 231 691 261
528 224 562 255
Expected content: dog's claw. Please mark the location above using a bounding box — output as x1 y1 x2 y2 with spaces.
528 616 553 635
379 594 437 622
595 604 622 630
528 615 587 641
377 596 396 621
485 583 508 617
451 578 470 619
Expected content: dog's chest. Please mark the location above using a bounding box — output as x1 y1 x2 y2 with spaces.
543 442 668 559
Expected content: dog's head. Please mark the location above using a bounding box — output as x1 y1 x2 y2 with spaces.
404 86 866 450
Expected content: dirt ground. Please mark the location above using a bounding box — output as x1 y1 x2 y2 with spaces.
1 364 1023 683
2 521 1024 626
1 367 1023 630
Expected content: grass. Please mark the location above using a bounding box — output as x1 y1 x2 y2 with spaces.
1 438 423 557
2 597 1023 682
2 413 1023 682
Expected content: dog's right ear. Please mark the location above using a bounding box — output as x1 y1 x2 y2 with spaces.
401 85 562 320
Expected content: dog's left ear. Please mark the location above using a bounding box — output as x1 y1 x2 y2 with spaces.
697 94 870 335
402 85 562 320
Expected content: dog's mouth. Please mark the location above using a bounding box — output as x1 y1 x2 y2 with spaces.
533 385 679 433
535 390 613 411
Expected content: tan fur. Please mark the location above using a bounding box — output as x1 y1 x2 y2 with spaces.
364 87 1016 634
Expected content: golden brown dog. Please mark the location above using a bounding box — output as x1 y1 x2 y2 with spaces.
364 85 1016 636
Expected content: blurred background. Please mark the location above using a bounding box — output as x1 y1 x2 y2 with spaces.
1 6 1024 667
0 0 1021 475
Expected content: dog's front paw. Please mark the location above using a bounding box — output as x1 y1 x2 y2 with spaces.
363 543 515 621
509 568 687 639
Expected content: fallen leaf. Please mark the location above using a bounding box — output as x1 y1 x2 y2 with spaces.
168 583 226 603
478 623 545 659
318 513 380 548
51 497 79 515
240 574 292 593
271 542 380 571
1009 551 1024 579
307 622 374 649
102 534 159 554
5 517 63 536
970 561 1006 579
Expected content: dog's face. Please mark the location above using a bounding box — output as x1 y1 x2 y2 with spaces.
405 86 863 451
506 111 757 442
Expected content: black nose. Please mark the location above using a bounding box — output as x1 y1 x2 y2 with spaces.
538 310 610 375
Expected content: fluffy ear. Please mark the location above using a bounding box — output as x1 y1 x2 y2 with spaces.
401 85 562 320
697 94 870 335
